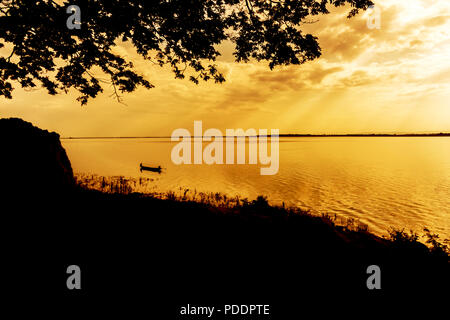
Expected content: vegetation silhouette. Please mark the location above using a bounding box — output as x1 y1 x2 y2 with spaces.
0 0 373 104
2 118 448 314
0 118 75 194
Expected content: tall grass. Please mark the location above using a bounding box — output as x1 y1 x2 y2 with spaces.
75 173 157 194
74 173 449 254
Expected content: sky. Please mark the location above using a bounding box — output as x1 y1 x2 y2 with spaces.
1 0 450 136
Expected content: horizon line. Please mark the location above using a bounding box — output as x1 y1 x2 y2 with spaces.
61 132 450 139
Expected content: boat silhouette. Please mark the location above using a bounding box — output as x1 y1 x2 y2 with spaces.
139 163 162 173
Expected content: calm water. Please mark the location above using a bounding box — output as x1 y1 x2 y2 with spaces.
62 137 450 239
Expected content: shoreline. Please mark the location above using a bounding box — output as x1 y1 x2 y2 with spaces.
75 173 449 253
75 173 450 242
2 118 448 301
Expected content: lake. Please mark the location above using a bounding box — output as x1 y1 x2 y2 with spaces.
62 137 450 239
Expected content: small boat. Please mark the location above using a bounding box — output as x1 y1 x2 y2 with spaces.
140 163 162 173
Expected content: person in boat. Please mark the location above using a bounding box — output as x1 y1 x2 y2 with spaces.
139 163 162 173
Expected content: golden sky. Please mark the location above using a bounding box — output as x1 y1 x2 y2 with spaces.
1 0 450 136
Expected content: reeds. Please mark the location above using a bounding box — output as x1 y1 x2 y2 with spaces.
74 173 449 254
75 173 157 194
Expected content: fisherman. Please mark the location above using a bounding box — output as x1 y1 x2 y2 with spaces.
139 163 162 173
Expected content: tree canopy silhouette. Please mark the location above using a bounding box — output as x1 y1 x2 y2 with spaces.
0 0 373 104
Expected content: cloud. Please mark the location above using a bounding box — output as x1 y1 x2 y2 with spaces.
409 39 423 47
249 64 343 90
339 70 379 87
423 15 450 27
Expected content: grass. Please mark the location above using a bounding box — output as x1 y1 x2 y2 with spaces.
388 228 449 257
8 172 447 299
74 173 449 255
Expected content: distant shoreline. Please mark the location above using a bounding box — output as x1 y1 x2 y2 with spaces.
61 133 450 139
